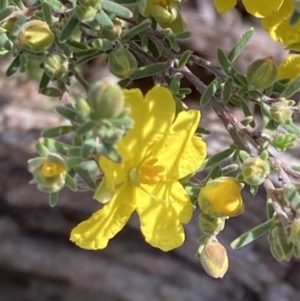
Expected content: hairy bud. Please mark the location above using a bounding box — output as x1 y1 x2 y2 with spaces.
44 53 69 80
270 102 293 124
198 212 225 235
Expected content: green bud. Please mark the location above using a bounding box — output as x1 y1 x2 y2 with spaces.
268 225 293 261
198 212 225 235
270 102 293 124
87 79 125 119
44 53 69 80
270 133 296 151
75 5 98 23
246 56 277 91
150 0 179 24
100 19 122 41
107 46 137 78
241 157 270 186
78 0 102 10
18 20 54 53
200 241 229 278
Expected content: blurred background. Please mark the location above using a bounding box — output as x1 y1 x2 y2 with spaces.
1 1 300 300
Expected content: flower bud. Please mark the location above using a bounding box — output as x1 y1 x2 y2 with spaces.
18 20 54 53
100 19 122 41
87 79 125 119
270 102 293 124
200 241 229 278
268 225 293 261
107 46 137 78
241 157 270 186
246 56 277 91
75 5 98 23
28 153 67 193
198 177 244 217
198 212 225 235
2 17 17 32
44 53 69 80
288 219 300 259
150 0 179 24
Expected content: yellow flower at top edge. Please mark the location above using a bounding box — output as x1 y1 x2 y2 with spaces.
198 177 244 218
70 86 207 252
278 54 300 82
262 0 300 46
213 0 284 18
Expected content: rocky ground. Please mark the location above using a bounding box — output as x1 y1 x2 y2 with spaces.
1 3 300 301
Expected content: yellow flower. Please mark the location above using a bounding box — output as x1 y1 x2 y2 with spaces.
198 177 244 217
262 0 300 46
213 0 284 18
278 54 300 82
70 87 207 251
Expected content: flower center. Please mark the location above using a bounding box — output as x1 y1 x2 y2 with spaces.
129 158 167 186
42 162 65 177
154 0 170 11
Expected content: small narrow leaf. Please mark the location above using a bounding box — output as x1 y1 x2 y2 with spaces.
102 0 132 18
217 48 238 77
49 192 59 207
228 27 254 62
76 120 95 136
39 72 51 90
42 138 72 156
35 140 49 156
81 138 96 159
240 99 255 127
231 218 276 249
282 122 300 137
40 87 63 97
0 5 15 21
280 76 300 99
129 62 169 80
42 1 52 26
74 166 96 190
121 18 152 41
60 16 80 42
56 106 79 122
199 148 235 171
200 78 221 107
178 50 192 70
42 126 74 138
94 10 114 29
65 174 77 191
6 54 20 76
222 76 233 104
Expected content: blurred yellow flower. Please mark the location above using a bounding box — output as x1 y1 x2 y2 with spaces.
262 0 300 46
70 86 207 251
278 54 300 82
213 0 284 18
198 177 244 217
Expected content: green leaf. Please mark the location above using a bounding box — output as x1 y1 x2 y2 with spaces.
72 48 100 58
56 106 79 122
283 184 300 210
206 165 222 180
73 166 96 190
19 53 27 72
217 48 238 77
94 10 114 29
240 99 255 127
81 138 96 159
76 120 95 136
221 164 238 175
170 73 183 93
121 18 152 42
231 218 276 249
282 122 300 138
222 76 233 104
60 16 80 43
280 76 300 99
35 140 49 156
178 50 192 70
97 144 122 163
40 87 63 97
260 101 271 126
266 197 275 219
66 157 83 170
199 148 235 171
39 72 51 90
129 62 169 80
175 31 192 39
0 0 8 11
11 0 25 9
49 192 60 207
238 150 250 162
75 50 103 65
200 78 221 107
250 185 259 196
65 174 77 191
102 0 133 18
147 37 161 57
273 81 286 93
0 5 15 21
69 146 82 157
11 13 27 37
42 126 74 138
46 0 66 12
42 1 52 26
42 138 72 156
228 27 254 62
117 77 132 88
6 54 20 76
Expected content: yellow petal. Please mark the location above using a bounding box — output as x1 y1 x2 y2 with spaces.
242 0 284 18
136 181 193 251
213 0 237 13
278 55 300 82
99 86 176 188
70 181 136 249
152 110 207 180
